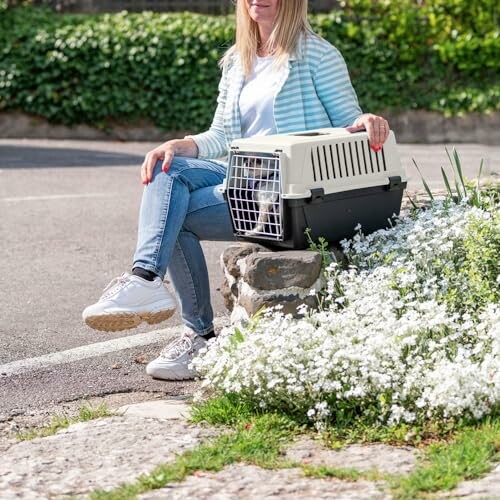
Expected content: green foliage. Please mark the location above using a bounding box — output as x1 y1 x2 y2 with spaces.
0 2 498 130
305 228 334 270
312 0 499 116
443 208 500 314
411 153 500 317
191 393 259 426
16 403 114 441
0 7 233 129
390 416 500 498
302 464 384 481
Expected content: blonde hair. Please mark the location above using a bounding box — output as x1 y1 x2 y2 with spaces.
221 0 314 75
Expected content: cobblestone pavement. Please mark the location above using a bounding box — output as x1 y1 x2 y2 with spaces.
440 465 500 499
0 415 215 498
140 464 388 499
284 438 417 476
0 398 499 499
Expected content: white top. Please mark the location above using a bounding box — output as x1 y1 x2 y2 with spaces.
239 55 286 138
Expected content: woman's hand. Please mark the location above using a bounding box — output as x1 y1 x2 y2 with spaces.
345 114 390 152
141 138 198 185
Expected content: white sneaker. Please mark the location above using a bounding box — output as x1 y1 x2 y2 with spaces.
146 329 208 380
82 273 176 332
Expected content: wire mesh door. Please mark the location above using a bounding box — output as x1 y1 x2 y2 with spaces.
227 152 284 241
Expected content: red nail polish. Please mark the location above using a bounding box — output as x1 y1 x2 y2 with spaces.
376 146 382 152
142 180 148 185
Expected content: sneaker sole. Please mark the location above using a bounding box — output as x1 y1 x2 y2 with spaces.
148 372 196 381
84 308 175 332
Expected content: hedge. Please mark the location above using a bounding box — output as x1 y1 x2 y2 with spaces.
0 2 498 131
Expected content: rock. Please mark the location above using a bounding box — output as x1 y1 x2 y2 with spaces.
245 251 322 290
219 278 235 311
239 292 319 317
221 242 268 279
220 243 330 322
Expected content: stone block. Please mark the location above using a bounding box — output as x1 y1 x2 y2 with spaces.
238 292 319 317
221 242 268 279
245 251 322 290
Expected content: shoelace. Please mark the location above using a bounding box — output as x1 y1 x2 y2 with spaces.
160 335 193 361
100 273 131 300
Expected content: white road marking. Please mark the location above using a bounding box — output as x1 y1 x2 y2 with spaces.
0 317 229 378
2 193 116 202
0 326 182 377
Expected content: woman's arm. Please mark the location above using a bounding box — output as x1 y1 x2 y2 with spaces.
140 64 231 184
312 45 362 129
345 114 390 151
184 63 231 160
141 138 199 185
313 44 390 150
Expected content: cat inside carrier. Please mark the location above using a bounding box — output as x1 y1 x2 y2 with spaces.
222 128 407 249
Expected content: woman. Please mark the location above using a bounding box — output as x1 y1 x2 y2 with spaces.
82 0 390 381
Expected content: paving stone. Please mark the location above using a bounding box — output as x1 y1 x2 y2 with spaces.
439 464 500 499
139 463 388 499
0 416 215 499
118 400 191 420
284 437 418 476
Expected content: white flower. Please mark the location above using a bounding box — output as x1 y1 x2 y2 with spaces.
193 201 500 425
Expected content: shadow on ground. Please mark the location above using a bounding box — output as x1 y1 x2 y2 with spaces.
0 146 143 169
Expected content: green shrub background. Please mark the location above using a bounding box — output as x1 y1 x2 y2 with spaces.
0 1 498 131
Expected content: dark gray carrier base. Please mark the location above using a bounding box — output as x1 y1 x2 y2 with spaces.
234 179 407 250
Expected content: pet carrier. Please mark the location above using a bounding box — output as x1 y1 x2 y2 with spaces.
223 128 407 249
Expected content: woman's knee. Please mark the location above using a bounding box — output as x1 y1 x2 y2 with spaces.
152 156 196 179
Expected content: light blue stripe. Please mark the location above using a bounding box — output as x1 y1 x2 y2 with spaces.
190 33 362 158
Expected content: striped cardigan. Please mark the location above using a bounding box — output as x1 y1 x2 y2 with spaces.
189 33 363 159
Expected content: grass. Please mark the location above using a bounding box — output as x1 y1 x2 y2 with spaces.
323 417 461 447
16 403 115 441
87 395 499 499
190 392 259 426
390 416 500 499
90 412 299 500
302 464 384 482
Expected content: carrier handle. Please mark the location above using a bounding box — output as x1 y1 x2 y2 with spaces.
387 176 403 191
309 188 325 204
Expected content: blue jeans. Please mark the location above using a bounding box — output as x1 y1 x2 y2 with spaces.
133 157 235 335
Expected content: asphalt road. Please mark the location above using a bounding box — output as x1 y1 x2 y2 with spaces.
0 139 498 415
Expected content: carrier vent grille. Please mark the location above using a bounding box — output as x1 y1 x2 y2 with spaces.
227 153 284 241
310 139 387 182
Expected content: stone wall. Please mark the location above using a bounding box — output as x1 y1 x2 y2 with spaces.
220 242 327 324
1 110 499 144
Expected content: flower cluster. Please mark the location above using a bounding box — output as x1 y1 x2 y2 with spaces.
193 201 499 426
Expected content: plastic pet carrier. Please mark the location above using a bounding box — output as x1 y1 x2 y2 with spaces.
223 128 407 249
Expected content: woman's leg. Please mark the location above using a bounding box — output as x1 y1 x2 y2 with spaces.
83 157 227 332
167 183 235 335
133 157 228 278
144 179 236 380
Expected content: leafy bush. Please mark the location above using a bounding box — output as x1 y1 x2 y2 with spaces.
0 2 498 130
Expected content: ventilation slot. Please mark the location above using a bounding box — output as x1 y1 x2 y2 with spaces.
312 140 388 180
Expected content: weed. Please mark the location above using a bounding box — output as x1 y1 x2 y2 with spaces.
16 403 115 441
